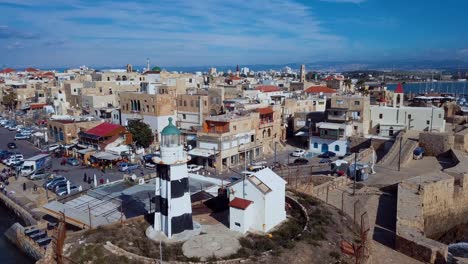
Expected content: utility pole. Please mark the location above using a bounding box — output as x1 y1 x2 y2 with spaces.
353 152 357 195
274 141 277 165
430 107 434 132
398 136 402 172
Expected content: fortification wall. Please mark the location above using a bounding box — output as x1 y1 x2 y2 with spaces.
419 132 454 156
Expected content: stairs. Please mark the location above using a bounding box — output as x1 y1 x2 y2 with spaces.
378 131 420 170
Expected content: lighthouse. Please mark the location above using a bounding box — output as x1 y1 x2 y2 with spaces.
152 117 193 238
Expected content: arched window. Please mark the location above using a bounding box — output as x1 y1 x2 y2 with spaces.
389 126 394 137
137 100 141 111
334 145 340 152
267 128 271 137
313 142 318 149
262 130 266 138
59 128 64 141
376 124 380 134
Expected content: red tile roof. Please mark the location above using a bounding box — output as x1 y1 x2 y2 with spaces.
30 103 47 110
304 86 337 94
257 107 273 115
85 122 123 137
230 76 242 80
229 197 253 210
25 67 39 72
0 68 15 74
255 85 280 93
395 83 404 93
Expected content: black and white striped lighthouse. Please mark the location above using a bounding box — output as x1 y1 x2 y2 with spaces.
152 117 193 238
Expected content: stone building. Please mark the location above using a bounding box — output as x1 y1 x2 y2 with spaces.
47 119 103 144
119 87 176 142
176 93 210 132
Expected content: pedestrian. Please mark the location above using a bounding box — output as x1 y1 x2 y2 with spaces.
99 178 104 185
83 173 87 182
23 182 26 191
87 177 92 185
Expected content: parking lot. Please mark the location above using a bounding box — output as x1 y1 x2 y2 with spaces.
0 126 155 195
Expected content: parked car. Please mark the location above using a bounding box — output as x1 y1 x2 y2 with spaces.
56 185 79 196
66 158 80 166
291 149 306 157
142 154 157 163
14 133 30 140
15 125 24 131
8 125 18 131
118 162 139 172
46 144 62 152
290 158 308 166
319 158 332 164
229 176 241 182
29 170 51 180
318 151 337 159
7 142 17 149
144 162 156 169
0 150 13 160
44 176 66 189
187 164 203 172
53 182 68 192
247 164 267 172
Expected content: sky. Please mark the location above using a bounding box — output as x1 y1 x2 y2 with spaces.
0 0 467 68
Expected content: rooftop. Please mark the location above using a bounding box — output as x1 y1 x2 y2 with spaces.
229 197 253 210
255 85 281 93
85 122 123 137
304 86 337 94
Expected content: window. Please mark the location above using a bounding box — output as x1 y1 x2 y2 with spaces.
336 100 344 105
204 101 207 106
334 145 340 152
439 114 442 118
426 120 430 125
233 125 237 131
354 126 358 130
313 142 318 149
190 101 194 107
354 101 360 105
182 114 186 119
408 114 412 119
235 222 241 227
379 113 383 119
251 135 255 142
183 101 187 107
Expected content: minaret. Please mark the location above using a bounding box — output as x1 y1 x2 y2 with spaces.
152 118 193 238
236 64 240 77
146 58 150 72
300 64 305 83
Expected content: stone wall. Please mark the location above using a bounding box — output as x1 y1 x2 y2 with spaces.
4 223 45 261
454 129 468 152
419 132 454 156
396 173 468 263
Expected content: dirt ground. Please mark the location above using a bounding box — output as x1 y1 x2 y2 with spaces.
63 192 360 264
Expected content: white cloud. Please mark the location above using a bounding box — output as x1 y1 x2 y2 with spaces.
0 0 348 66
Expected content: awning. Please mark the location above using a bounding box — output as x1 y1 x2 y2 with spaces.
77 148 94 155
92 152 121 161
32 132 44 137
317 122 347 130
106 145 131 155
188 148 218 158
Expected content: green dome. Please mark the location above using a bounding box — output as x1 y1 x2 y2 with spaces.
151 66 161 72
161 117 180 135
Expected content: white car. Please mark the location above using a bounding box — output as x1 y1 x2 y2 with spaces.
144 162 156 169
187 164 203 172
291 149 306 157
46 144 62 152
14 133 30 140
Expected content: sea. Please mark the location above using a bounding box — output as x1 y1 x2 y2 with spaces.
387 81 468 97
0 204 34 264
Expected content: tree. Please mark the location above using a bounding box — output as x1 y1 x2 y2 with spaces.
343 79 352 91
2 91 17 110
127 120 153 148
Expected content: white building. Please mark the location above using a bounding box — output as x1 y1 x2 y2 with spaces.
369 84 446 137
228 168 286 234
151 118 193 238
309 122 352 156
369 106 445 137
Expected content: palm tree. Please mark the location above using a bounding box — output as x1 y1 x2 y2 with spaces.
356 79 365 91
343 79 352 92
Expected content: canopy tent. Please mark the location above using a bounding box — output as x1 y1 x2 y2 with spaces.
92 152 121 161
